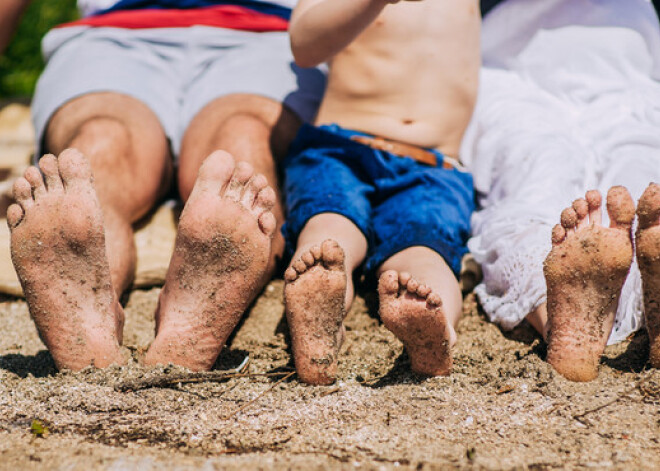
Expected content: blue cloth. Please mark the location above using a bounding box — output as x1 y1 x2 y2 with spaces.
282 124 474 278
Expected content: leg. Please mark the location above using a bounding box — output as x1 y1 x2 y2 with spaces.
143 151 277 370
179 94 301 273
463 68 590 334
145 95 295 370
45 93 173 295
284 214 368 385
8 150 125 370
544 187 635 381
636 183 660 368
378 247 459 376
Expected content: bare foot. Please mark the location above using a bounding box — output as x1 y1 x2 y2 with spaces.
636 183 660 368
378 270 454 376
7 149 125 370
544 187 634 381
284 239 346 385
143 151 276 371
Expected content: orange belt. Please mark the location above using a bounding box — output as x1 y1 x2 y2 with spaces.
350 135 452 169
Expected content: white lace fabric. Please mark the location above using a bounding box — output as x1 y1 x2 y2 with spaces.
462 0 660 344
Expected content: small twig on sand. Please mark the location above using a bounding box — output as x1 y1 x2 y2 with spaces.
115 356 290 392
223 371 295 420
572 371 652 426
357 373 389 385
116 372 289 392
319 386 341 397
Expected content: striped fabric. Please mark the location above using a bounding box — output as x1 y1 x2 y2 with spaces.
64 0 296 31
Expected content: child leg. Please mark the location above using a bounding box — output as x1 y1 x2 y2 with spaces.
284 213 367 385
377 246 460 376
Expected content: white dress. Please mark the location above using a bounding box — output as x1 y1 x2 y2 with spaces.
461 0 660 344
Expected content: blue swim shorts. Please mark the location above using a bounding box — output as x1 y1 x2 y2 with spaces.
282 124 475 278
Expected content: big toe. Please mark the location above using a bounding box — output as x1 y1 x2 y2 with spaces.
320 239 345 270
58 148 93 186
607 185 635 229
194 150 236 195
637 183 660 230
378 270 400 297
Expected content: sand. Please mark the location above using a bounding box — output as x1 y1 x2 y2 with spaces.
0 282 659 470
0 102 658 470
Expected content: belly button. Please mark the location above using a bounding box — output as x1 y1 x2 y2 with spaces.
402 119 414 125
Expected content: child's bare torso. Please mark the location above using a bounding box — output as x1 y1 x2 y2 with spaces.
315 0 481 157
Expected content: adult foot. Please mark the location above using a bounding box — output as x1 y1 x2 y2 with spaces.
284 239 347 385
636 183 660 368
544 187 634 381
143 150 276 371
7 149 125 370
378 270 454 376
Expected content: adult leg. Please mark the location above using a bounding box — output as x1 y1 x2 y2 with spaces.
378 248 460 376
8 93 172 370
45 93 173 294
143 150 277 370
178 93 301 268
544 188 635 382
8 150 127 370
637 184 660 368
144 94 296 370
284 214 368 384
463 69 589 337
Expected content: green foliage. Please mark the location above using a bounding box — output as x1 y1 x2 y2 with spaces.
30 418 50 438
0 0 79 98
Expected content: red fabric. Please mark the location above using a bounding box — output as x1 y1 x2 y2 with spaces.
56 5 289 31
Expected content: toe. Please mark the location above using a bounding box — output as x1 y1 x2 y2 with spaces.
320 239 344 270
572 198 588 229
416 283 431 298
585 190 602 226
194 150 235 196
12 178 34 211
58 148 93 187
301 251 315 267
378 270 400 296
258 211 277 237
224 161 253 202
551 224 567 246
310 245 322 261
560 207 578 231
606 186 635 230
427 292 443 306
253 186 276 216
38 154 64 193
24 166 46 199
293 259 307 274
242 173 268 209
398 271 412 287
637 183 660 229
284 266 298 282
6 203 25 230
406 278 419 294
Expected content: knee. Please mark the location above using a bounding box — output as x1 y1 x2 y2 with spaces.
47 115 131 157
207 95 301 157
73 117 131 155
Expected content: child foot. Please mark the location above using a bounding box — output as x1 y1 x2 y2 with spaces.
144 150 276 371
378 270 454 376
284 239 347 385
635 183 660 368
544 187 634 381
7 149 125 370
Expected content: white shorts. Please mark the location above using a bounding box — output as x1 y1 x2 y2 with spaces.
31 25 326 157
